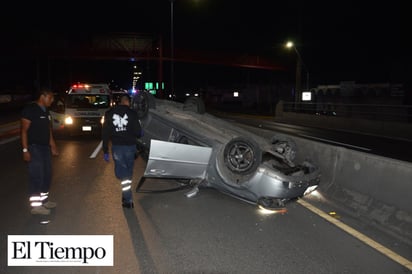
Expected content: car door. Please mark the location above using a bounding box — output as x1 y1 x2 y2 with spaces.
143 139 212 179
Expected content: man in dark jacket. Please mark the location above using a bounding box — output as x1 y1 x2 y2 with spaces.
102 94 142 208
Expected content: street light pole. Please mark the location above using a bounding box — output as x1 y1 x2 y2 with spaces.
293 45 309 91
285 41 309 104
295 52 302 103
170 0 175 98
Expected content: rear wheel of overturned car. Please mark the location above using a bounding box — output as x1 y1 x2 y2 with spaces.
183 96 206 114
132 91 155 119
223 137 261 175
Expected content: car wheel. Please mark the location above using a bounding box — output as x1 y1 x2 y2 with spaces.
132 91 155 119
223 137 261 175
270 135 297 165
183 96 205 114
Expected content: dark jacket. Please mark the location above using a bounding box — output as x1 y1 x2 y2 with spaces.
102 105 142 154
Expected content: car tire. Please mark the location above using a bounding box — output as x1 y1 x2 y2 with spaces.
270 135 297 164
215 137 261 187
132 91 155 119
183 96 205 114
223 137 261 175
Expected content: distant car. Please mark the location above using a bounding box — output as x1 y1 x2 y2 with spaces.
132 91 321 209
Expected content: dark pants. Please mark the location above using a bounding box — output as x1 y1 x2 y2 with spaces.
27 144 52 205
112 145 136 202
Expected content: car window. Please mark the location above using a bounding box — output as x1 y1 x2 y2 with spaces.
67 95 110 109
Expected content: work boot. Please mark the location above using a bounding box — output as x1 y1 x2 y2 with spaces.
122 198 134 209
31 206 51 215
43 201 57 209
122 202 134 209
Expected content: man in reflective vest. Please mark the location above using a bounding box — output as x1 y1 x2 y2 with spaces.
102 94 142 208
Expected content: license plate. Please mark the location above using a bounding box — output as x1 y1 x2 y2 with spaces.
82 126 92 131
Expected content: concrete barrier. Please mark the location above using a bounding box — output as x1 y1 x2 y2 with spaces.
275 131 412 245
235 121 412 245
270 102 412 243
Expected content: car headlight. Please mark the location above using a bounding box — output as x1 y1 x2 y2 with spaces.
64 116 73 125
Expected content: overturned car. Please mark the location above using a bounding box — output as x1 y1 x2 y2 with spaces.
132 91 320 209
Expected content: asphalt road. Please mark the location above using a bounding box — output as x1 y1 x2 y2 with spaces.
1 128 411 273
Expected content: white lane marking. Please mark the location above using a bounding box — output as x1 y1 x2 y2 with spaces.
0 136 20 145
298 134 371 151
90 141 103 159
297 199 412 271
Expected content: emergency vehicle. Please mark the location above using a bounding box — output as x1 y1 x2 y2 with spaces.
50 83 112 136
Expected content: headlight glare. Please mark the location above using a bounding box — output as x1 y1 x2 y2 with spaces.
64 116 73 125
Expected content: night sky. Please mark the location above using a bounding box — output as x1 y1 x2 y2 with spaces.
1 0 408 91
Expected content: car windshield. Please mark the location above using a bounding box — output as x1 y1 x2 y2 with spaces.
66 94 110 109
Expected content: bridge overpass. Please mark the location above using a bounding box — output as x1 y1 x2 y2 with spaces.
3 32 286 70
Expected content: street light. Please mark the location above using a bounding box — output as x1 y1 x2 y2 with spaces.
285 41 309 104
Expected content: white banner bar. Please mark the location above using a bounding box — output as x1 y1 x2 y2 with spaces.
8 235 113 266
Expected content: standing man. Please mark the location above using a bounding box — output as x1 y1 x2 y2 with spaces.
102 94 142 208
21 88 59 215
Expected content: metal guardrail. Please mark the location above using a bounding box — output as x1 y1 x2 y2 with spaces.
282 102 412 123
